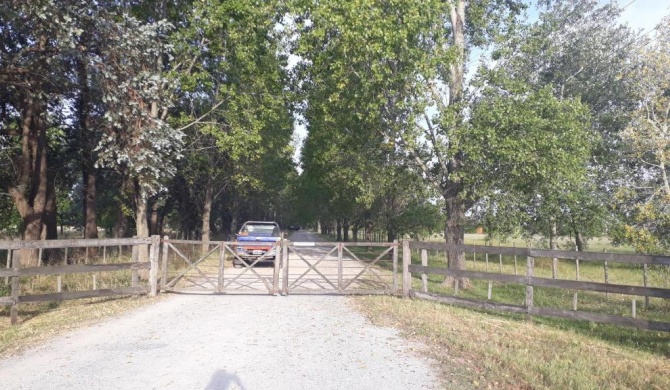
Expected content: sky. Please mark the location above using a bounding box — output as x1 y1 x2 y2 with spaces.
291 0 670 166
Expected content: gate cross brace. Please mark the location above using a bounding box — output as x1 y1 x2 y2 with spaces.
222 244 274 292
341 245 391 290
165 243 220 290
288 245 338 290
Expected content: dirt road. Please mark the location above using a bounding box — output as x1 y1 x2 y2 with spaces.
0 231 439 390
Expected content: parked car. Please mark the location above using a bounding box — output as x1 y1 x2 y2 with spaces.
233 221 281 268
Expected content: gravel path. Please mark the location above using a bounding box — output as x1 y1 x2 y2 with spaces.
0 294 439 389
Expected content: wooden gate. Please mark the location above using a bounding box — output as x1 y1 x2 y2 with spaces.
280 241 398 295
161 238 280 294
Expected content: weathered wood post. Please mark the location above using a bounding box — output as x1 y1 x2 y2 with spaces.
161 236 170 291
643 263 649 307
420 249 428 293
604 260 609 300
337 242 343 293
148 235 160 297
526 253 534 322
217 241 225 294
392 239 398 293
272 240 281 295
4 247 10 285
282 241 290 295
10 239 20 325
402 240 411 298
573 255 580 311
131 238 139 291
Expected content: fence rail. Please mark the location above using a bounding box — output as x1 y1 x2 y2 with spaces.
403 241 670 332
1 236 160 325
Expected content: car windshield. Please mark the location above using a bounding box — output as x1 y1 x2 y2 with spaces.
240 224 279 236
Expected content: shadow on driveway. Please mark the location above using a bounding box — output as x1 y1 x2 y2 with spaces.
206 369 246 390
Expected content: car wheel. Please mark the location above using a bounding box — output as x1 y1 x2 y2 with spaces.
233 260 243 269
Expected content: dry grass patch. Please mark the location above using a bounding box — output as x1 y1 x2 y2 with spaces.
351 296 670 390
0 295 165 358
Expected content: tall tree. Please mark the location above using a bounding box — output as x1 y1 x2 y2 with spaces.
614 15 670 253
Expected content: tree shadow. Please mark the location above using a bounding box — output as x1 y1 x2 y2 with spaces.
205 369 247 390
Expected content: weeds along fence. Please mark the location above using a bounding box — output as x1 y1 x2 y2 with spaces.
403 241 670 332
0 236 161 325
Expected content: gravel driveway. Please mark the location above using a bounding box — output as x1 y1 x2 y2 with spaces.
0 294 439 389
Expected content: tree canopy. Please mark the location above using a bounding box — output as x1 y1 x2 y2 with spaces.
1 0 669 268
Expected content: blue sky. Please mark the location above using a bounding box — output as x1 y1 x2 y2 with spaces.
617 0 669 33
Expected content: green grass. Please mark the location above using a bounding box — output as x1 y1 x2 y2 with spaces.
353 296 670 390
412 249 670 356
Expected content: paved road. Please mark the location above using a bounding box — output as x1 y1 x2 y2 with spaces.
0 294 439 389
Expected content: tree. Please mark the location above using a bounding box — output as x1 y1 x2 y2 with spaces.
485 0 642 250
614 15 670 253
171 0 293 248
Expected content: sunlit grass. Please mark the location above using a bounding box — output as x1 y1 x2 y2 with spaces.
352 296 670 389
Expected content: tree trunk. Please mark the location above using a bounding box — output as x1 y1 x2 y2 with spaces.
387 224 397 243
442 195 469 288
352 226 359 242
42 174 58 240
83 168 98 239
78 52 98 242
149 199 160 236
133 180 149 271
336 219 342 241
575 230 585 252
343 219 350 242
41 175 58 264
9 96 48 267
230 211 238 240
201 181 213 253
112 205 128 238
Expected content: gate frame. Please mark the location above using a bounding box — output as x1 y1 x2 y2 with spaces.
160 238 281 295
280 240 399 295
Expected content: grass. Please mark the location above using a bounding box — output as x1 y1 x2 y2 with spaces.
0 295 164 358
0 248 165 357
320 231 670 387
352 295 670 390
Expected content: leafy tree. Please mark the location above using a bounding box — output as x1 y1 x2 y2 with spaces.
485 0 642 250
613 15 670 253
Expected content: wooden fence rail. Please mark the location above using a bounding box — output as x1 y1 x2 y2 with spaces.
1 236 160 325
402 241 670 332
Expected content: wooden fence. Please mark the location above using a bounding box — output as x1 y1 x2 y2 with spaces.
402 241 670 332
0 236 161 325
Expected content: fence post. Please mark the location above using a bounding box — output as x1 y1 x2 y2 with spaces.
392 239 398 293
420 249 428 293
604 260 609 300
337 242 343 293
525 254 534 321
161 236 170 291
217 240 225 293
131 238 139 290
402 240 411 298
643 263 649 307
4 247 10 285
272 240 281 295
10 239 20 325
148 235 160 297
282 241 290 295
